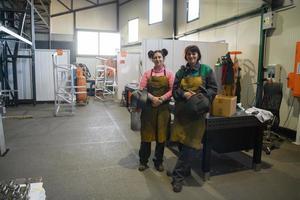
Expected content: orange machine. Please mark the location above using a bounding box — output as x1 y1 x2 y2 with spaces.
287 42 300 97
76 66 87 104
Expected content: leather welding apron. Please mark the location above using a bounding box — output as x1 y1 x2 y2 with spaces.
171 74 206 150
140 70 170 143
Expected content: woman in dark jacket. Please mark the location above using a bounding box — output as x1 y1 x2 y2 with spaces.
170 45 218 192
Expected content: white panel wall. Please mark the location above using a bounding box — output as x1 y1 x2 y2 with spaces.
142 39 228 92
7 50 32 100
35 49 70 101
16 57 32 99
142 39 228 75
117 53 141 99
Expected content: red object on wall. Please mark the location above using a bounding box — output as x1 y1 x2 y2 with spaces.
287 42 300 97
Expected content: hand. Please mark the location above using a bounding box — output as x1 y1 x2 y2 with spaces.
184 91 194 100
151 96 162 107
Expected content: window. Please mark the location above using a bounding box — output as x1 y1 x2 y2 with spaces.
77 31 98 55
149 0 163 24
99 32 120 56
77 31 120 56
128 18 139 43
187 0 199 22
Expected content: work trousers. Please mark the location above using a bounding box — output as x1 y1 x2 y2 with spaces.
139 141 165 165
172 144 198 183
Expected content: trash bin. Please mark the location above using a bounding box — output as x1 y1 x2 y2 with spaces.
130 110 141 131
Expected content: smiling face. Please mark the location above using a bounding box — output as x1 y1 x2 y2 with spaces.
152 52 164 67
186 51 199 66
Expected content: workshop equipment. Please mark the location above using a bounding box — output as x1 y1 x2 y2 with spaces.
95 57 117 101
287 42 300 145
230 51 242 102
52 50 79 116
75 64 88 104
212 95 237 117
287 41 300 97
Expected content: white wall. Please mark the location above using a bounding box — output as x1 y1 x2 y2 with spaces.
35 49 70 101
50 0 118 35
117 52 142 99
119 0 174 46
76 4 117 31
177 0 263 36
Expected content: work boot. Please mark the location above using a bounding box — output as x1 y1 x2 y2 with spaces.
138 164 149 171
172 181 183 193
154 164 164 172
166 170 172 177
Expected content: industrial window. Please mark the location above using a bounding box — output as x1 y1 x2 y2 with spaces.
77 31 120 56
128 18 139 43
99 32 120 56
187 0 199 22
149 0 163 24
77 31 98 55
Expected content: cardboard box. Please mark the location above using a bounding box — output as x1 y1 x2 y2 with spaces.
212 95 237 117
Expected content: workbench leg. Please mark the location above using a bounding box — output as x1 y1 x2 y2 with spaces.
253 127 263 171
202 142 212 181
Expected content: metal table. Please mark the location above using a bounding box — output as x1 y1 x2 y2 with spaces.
202 111 263 180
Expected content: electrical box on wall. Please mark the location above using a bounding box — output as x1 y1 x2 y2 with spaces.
263 11 276 30
287 42 300 97
264 64 282 82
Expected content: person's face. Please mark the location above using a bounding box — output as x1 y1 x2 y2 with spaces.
186 51 199 66
152 52 164 67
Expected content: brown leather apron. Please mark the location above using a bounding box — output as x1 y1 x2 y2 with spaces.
141 70 170 143
171 75 206 150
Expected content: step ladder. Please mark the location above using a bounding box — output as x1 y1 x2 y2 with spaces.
52 51 86 116
94 57 117 101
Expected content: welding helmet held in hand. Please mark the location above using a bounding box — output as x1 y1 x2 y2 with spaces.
131 89 148 109
185 93 210 118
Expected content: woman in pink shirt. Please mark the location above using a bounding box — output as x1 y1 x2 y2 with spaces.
138 49 174 172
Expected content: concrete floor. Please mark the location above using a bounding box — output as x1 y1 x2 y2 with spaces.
0 100 299 200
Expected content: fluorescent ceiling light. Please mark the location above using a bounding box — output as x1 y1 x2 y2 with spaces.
0 25 32 46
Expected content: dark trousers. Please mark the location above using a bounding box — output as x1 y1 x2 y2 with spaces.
172 144 197 183
139 141 165 165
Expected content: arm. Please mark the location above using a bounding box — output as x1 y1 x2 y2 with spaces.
205 70 218 103
172 70 186 101
139 70 155 100
139 71 148 90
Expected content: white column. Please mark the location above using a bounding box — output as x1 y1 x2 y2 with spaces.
294 110 300 145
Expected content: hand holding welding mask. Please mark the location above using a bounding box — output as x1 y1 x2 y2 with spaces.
170 45 218 193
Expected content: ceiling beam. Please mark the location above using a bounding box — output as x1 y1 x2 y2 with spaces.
51 0 117 18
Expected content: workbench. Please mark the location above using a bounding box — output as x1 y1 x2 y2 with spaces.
202 111 263 180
